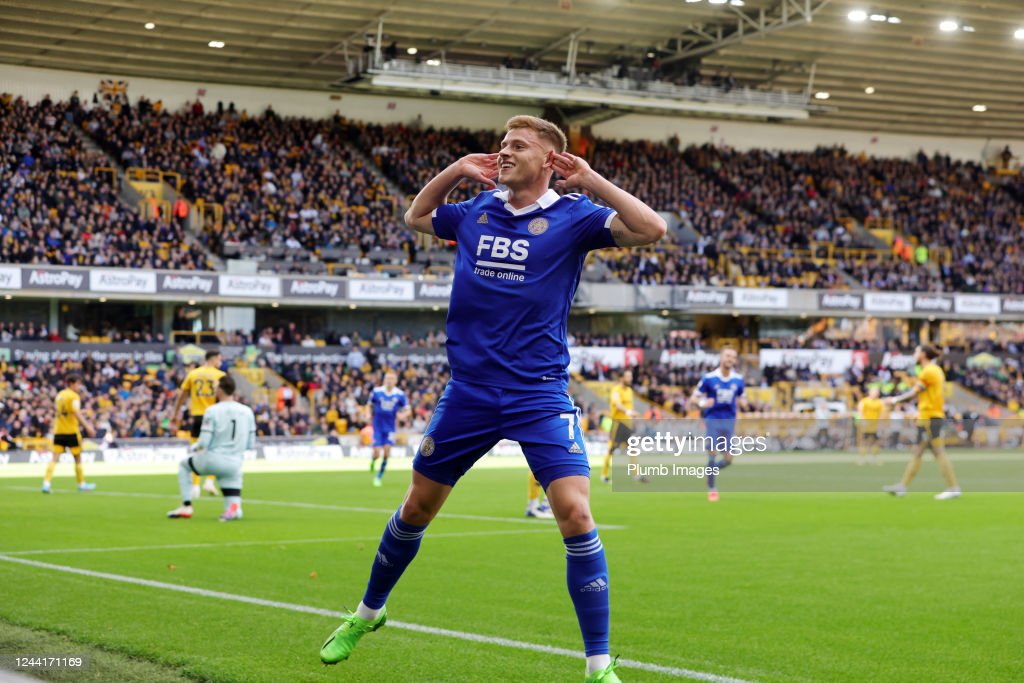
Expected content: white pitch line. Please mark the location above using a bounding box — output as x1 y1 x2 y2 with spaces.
0 528 553 556
0 554 756 683
6 487 627 530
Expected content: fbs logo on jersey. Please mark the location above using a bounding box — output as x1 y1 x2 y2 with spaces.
568 442 583 454
477 213 488 224
476 235 529 262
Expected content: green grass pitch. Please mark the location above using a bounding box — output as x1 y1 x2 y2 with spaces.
1 459 1021 682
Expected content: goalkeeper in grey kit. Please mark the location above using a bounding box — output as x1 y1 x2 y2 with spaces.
168 375 256 521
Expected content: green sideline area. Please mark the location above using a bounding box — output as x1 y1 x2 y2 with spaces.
1 463 1022 682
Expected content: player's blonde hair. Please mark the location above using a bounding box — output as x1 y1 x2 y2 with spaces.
505 115 567 153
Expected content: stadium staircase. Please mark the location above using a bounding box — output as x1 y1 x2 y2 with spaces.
342 141 409 210
948 382 998 414
77 126 225 270
569 374 605 412
228 367 268 408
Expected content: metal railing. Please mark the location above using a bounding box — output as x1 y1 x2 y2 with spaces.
373 59 809 110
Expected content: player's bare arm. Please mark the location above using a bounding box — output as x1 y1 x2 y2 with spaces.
551 152 667 247
688 387 709 409
611 395 635 418
73 405 95 438
886 384 923 407
170 388 186 433
403 153 499 235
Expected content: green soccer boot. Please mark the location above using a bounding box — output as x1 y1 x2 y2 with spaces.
319 607 388 665
584 657 622 683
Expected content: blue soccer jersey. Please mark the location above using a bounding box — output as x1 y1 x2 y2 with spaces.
371 386 408 434
432 189 617 391
697 369 745 420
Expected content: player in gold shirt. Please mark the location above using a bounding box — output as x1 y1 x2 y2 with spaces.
883 345 961 499
601 369 636 483
42 373 96 493
856 386 886 466
171 350 225 498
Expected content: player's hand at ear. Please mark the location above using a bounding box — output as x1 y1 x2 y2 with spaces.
552 152 594 192
459 153 499 189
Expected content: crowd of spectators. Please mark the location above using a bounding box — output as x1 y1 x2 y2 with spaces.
348 119 498 205
0 319 169 343
82 103 408 264
953 365 1024 413
0 357 184 441
785 147 1024 294
0 94 208 270
222 326 447 350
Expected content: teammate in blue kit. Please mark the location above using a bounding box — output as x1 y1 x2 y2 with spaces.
369 371 409 487
689 346 746 502
319 115 666 682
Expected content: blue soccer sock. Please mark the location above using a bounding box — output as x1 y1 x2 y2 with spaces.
564 529 610 657
715 459 732 471
377 457 388 479
707 456 718 489
361 508 427 610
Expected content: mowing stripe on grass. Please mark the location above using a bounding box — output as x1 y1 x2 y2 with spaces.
0 554 755 683
0 528 553 556
8 487 627 529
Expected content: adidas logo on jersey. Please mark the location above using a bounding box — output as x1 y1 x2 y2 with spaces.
477 213 488 224
580 578 608 593
568 442 583 454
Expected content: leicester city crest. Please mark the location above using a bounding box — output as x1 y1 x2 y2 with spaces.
528 217 549 235
420 436 435 457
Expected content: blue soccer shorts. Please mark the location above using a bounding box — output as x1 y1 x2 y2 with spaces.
413 379 589 489
372 426 396 447
705 417 736 454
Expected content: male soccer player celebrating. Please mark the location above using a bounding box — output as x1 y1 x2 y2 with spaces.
856 386 885 466
170 350 224 498
601 369 636 484
369 370 410 487
689 346 745 502
319 115 666 682
883 345 961 499
42 373 96 493
168 375 256 521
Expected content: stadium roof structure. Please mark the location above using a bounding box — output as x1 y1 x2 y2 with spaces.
3 0 1024 137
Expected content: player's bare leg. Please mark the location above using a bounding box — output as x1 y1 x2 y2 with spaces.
707 451 732 501
374 445 391 487
41 449 60 493
930 441 961 500
885 441 926 496
72 451 94 492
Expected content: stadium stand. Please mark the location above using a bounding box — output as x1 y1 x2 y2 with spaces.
19 93 1016 292
0 95 209 270
0 358 184 441
82 104 408 274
